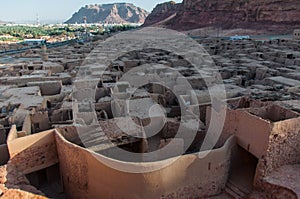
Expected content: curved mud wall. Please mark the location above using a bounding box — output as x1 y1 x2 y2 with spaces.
55 132 235 199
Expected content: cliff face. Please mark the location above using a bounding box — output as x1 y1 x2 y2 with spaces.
143 0 300 33
65 3 149 24
143 1 181 26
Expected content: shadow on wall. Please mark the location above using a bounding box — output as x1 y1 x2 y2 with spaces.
0 144 9 165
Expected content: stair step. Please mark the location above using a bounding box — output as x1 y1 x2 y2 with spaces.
225 181 248 199
227 181 249 195
225 187 243 199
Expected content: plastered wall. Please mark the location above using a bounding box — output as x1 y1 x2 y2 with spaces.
7 128 59 174
206 106 272 158
55 131 236 199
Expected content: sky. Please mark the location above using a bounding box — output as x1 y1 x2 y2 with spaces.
0 0 182 23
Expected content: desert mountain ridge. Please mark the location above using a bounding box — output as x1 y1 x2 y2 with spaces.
65 3 149 24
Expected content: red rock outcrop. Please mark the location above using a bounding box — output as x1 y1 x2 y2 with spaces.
143 0 300 34
65 3 149 24
143 1 181 26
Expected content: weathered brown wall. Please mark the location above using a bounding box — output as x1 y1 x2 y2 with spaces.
206 107 272 158
246 104 299 123
268 118 300 171
234 110 272 158
30 112 51 133
255 117 300 184
22 114 31 134
55 132 236 199
27 81 62 96
7 130 58 174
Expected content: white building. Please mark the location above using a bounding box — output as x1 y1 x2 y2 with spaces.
293 29 300 40
23 39 46 46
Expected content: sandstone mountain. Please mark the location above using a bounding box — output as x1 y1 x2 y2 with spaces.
65 3 149 24
143 0 300 34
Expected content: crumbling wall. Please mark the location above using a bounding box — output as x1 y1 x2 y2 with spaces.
7 129 58 174
30 111 51 133
253 164 300 199
213 101 300 196
0 163 46 198
95 102 113 118
55 131 235 199
255 117 300 185
50 109 73 123
246 104 299 123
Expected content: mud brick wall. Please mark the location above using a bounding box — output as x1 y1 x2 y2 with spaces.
7 130 58 174
255 117 300 184
55 131 235 199
206 106 272 158
54 132 89 198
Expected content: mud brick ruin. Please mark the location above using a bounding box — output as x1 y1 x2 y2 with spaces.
0 29 299 199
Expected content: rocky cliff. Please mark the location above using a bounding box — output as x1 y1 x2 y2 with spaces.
143 0 300 34
143 1 181 26
65 3 149 24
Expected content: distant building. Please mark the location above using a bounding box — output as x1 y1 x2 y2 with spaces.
229 35 250 41
293 29 300 40
22 39 46 46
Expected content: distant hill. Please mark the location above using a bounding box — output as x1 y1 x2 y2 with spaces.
0 20 14 24
65 3 149 24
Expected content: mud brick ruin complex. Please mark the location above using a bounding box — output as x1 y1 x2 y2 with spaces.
0 28 299 199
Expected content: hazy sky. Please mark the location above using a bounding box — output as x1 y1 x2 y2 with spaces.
0 0 182 23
